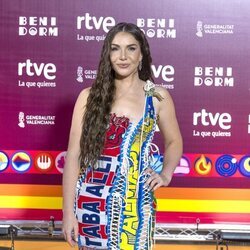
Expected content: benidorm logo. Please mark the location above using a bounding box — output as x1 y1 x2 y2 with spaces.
194 66 234 87
19 16 58 36
137 18 176 38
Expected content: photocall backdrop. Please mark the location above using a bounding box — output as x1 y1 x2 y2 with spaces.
0 0 250 226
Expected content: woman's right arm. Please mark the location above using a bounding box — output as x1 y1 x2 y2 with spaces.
62 87 90 246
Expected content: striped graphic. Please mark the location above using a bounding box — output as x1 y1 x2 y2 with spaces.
1 184 250 223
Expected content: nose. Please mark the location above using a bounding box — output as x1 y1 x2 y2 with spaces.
120 49 127 60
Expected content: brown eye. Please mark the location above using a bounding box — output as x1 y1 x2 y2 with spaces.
111 47 118 51
128 47 136 51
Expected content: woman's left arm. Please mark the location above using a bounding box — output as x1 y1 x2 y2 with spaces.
146 87 183 191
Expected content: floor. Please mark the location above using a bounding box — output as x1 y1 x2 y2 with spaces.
1 240 250 250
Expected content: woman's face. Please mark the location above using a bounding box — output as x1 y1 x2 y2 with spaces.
110 32 142 79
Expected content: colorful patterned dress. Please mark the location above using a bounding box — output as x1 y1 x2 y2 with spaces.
75 81 158 250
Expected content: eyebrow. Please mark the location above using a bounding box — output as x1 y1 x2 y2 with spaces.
111 43 138 47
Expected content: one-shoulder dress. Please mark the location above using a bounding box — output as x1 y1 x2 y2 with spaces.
75 81 159 250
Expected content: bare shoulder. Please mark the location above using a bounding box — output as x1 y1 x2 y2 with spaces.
154 85 172 100
72 87 91 116
75 87 91 106
78 87 91 101
153 85 175 115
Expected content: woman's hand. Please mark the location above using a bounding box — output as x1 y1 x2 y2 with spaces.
144 168 172 191
62 212 79 247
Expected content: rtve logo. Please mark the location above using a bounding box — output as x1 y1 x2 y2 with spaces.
193 109 232 130
194 66 234 87
18 59 56 80
151 64 174 83
19 16 58 36
77 13 116 33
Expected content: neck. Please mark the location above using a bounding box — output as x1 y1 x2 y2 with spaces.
115 73 141 91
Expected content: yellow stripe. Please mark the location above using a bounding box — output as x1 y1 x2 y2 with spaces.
2 196 250 214
0 196 62 209
157 199 250 213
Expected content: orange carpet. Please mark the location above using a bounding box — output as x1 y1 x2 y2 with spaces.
1 241 250 250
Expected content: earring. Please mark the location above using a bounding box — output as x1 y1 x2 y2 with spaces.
139 61 142 71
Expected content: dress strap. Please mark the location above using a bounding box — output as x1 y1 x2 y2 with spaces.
143 80 164 101
143 80 155 96
143 80 155 119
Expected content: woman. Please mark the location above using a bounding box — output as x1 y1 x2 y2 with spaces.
62 22 182 250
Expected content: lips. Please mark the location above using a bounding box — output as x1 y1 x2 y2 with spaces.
117 64 130 68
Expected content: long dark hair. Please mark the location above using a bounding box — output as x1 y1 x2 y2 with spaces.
79 22 153 171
